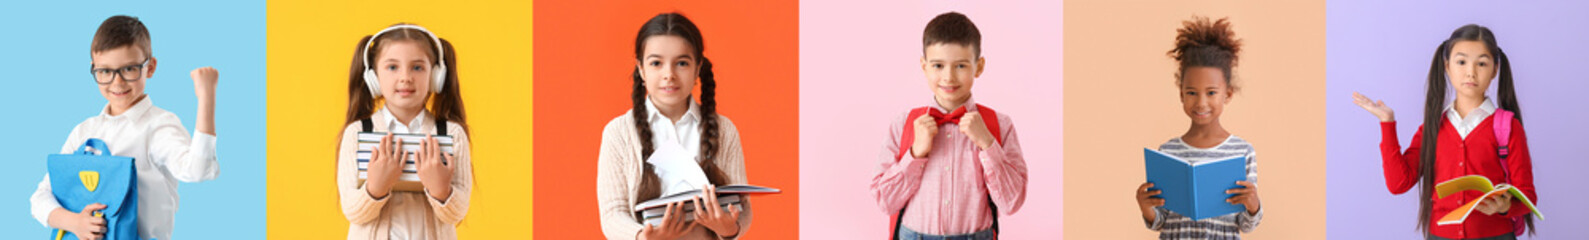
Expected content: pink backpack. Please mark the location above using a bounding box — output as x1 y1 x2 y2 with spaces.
1491 109 1528 236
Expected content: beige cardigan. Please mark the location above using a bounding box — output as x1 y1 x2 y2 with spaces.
598 111 754 240
336 112 473 240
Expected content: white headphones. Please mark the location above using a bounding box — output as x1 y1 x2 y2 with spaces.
361 24 447 96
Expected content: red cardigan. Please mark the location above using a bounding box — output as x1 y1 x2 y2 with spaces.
1380 114 1537 239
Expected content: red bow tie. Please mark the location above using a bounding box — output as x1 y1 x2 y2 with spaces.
928 106 969 125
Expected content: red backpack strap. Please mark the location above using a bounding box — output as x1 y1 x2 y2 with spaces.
888 105 1006 239
890 107 931 240
976 104 1003 146
975 104 1003 239
895 107 935 161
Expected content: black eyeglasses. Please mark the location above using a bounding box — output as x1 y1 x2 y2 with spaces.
90 58 151 84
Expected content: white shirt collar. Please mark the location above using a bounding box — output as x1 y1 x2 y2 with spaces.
99 95 155 119
644 96 700 125
1444 98 1497 139
378 106 431 134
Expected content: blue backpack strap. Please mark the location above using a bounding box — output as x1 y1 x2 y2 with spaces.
76 138 111 156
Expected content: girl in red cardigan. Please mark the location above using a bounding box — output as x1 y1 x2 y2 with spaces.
1352 24 1537 240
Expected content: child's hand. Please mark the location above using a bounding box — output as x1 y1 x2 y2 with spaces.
1475 192 1514 216
416 135 455 201
191 67 219 135
364 133 405 198
693 184 741 237
1351 92 1395 122
1226 181 1261 214
639 201 696 240
67 203 107 240
958 112 996 150
190 67 219 99
911 114 938 158
1136 182 1164 222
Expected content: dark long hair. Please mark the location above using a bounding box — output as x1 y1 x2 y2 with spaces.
1417 24 1527 237
631 13 729 201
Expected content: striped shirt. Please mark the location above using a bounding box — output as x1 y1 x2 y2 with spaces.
1145 135 1263 240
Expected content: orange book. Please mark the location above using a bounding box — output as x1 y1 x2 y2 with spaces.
1433 175 1543 225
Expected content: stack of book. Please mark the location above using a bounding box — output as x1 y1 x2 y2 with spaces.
356 132 453 192
635 185 780 226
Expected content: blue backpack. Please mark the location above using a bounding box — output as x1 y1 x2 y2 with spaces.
47 138 140 240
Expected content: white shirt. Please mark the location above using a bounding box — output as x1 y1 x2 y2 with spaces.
377 106 433 240
31 96 219 240
642 96 710 196
1445 98 1497 139
381 105 432 134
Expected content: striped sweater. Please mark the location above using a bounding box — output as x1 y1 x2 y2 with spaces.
1145 136 1263 240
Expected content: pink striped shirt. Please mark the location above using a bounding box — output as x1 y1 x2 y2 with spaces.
870 98 1029 235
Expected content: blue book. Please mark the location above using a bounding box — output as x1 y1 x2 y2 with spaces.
1143 148 1247 220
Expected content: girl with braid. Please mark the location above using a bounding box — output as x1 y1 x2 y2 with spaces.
596 12 753 240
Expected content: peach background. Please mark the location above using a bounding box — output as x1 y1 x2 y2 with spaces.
1062 0 1327 239
531 1 800 239
799 0 1064 238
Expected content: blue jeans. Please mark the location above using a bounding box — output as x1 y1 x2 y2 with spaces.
896 226 995 240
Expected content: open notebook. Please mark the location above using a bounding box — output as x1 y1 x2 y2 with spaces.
1144 148 1248 220
1435 175 1543 225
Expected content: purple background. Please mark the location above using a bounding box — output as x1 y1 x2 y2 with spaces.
1326 1 1589 239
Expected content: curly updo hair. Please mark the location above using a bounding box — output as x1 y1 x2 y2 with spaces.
1168 16 1242 91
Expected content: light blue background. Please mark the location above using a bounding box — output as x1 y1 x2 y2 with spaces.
0 1 266 239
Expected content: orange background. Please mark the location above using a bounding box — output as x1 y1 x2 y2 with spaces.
1062 0 1327 239
531 1 799 239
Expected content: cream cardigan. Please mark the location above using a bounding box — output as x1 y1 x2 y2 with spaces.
598 111 754 240
336 111 473 240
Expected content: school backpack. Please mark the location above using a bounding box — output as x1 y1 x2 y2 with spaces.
1491 109 1529 236
889 104 1003 240
47 138 140 240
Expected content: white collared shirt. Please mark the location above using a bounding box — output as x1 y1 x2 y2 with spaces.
31 96 219 240
380 106 433 134
642 96 710 196
1445 98 1497 139
377 106 434 240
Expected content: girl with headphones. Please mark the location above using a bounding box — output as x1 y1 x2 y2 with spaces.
335 23 473 240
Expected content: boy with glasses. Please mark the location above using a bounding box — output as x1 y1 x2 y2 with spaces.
30 15 222 240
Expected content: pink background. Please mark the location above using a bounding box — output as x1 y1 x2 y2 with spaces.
798 0 1064 238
